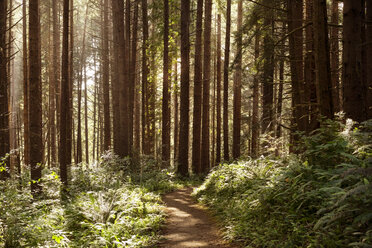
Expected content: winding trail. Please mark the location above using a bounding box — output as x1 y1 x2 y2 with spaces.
159 188 237 248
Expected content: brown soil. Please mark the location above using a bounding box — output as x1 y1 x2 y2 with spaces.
158 188 237 248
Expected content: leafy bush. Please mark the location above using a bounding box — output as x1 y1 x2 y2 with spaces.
194 119 372 248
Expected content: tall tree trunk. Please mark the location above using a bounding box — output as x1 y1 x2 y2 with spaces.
77 3 89 164
343 0 367 122
232 0 242 159
141 0 149 154
177 0 190 177
191 0 203 174
76 72 82 163
330 0 340 113
251 28 260 158
305 0 317 131
125 0 132 152
84 63 89 163
22 0 29 167
288 0 307 136
216 14 221 165
0 0 9 179
131 1 139 151
111 0 120 155
173 62 179 165
112 0 129 157
313 0 333 119
223 0 231 161
367 0 372 119
162 0 170 165
60 0 70 185
201 0 212 173
103 0 111 151
29 0 42 191
276 52 284 139
262 0 274 134
67 0 74 167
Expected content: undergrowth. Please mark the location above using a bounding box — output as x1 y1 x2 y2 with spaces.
0 152 185 247
194 119 372 248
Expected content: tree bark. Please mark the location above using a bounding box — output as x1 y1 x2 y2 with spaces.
0 0 10 179
262 0 274 134
313 0 333 119
22 0 29 167
103 0 111 151
173 61 179 165
223 0 231 161
112 0 129 156
141 0 149 154
125 0 132 152
191 0 203 174
60 0 70 185
288 0 307 136
330 0 340 113
162 0 170 165
232 0 242 159
132 1 139 151
367 0 372 119
305 0 317 131
201 0 212 173
29 0 43 191
216 14 221 164
251 28 260 158
343 0 367 122
177 0 190 177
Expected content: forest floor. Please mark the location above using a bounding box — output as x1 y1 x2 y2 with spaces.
159 187 238 248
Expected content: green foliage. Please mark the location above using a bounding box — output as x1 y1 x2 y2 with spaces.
0 151 183 247
195 120 372 248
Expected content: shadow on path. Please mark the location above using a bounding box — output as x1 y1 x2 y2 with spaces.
159 188 237 248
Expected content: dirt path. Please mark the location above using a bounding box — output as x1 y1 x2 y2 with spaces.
159 188 237 248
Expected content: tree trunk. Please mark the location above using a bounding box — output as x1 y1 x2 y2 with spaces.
191 0 203 174
84 63 89 163
22 0 29 167
216 14 221 165
67 0 74 167
223 0 231 161
367 0 372 119
177 0 190 177
103 0 111 151
76 72 82 163
343 0 367 122
201 0 212 173
305 0 317 131
232 0 242 159
330 0 340 113
173 61 179 165
125 0 132 152
162 0 170 165
60 0 70 185
141 0 149 154
262 0 274 134
29 0 43 192
112 0 129 157
0 0 9 179
251 28 260 158
111 0 120 155
288 0 307 135
313 0 333 119
131 1 139 151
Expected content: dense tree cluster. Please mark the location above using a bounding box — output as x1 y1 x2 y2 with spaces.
0 0 371 190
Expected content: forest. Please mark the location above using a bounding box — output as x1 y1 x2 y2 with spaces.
0 0 371 247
